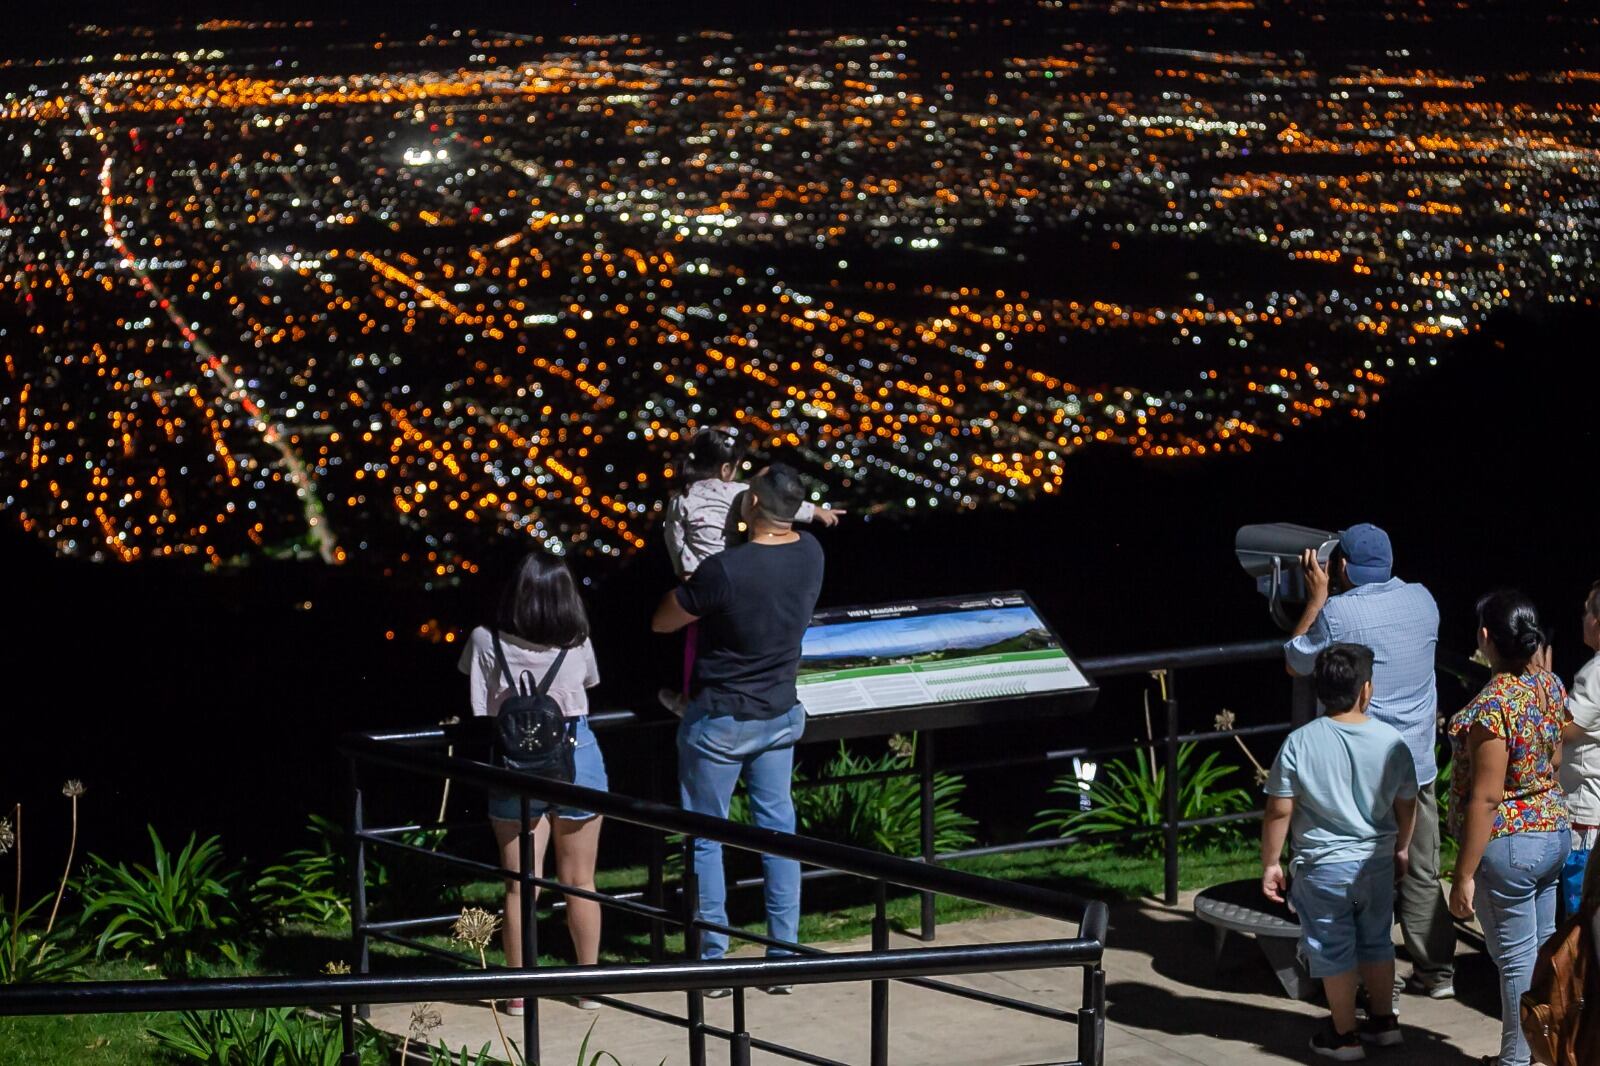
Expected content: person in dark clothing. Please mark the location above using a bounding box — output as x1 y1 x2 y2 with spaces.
652 463 825 978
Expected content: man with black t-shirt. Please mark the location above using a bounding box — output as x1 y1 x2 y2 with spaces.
652 463 825 978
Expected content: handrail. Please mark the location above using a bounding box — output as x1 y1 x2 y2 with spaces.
1077 637 1285 677
0 929 1106 1016
338 732 1091 927
365 637 1293 743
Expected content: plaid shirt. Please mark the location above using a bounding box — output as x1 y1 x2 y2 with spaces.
1285 578 1441 785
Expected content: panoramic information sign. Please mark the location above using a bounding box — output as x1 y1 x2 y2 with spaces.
796 591 1090 716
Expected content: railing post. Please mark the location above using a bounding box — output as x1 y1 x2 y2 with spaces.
347 759 371 1021
870 882 890 1066
1077 964 1107 1066
519 796 539 1065
683 834 707 1066
648 832 667 963
1162 671 1181 907
339 1002 358 1066
648 744 669 963
1290 673 1315 728
730 1031 752 1066
918 731 938 940
732 988 747 1062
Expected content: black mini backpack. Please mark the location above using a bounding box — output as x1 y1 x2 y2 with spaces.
490 631 576 783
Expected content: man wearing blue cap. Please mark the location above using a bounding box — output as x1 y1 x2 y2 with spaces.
1286 523 1454 1002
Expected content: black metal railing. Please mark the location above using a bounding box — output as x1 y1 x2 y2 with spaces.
0 632 1476 1066
339 731 1108 1066
0 940 1106 1066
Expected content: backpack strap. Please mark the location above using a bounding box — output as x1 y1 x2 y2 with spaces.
535 647 570 698
490 630 520 696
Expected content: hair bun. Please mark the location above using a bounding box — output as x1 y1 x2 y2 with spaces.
1476 589 1545 666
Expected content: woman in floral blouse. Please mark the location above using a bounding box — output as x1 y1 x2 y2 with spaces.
1448 590 1571 1066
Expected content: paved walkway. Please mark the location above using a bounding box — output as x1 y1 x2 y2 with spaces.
370 892 1501 1065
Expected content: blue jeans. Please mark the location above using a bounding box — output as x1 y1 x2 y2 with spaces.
1476 829 1569 1066
1290 857 1396 979
677 702 806 960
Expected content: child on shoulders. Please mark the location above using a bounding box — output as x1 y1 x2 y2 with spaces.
663 426 844 580
1262 643 1419 1061
658 426 843 713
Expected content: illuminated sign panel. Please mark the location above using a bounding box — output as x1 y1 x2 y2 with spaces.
797 591 1090 716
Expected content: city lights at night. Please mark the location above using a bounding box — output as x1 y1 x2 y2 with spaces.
1 5 1596 584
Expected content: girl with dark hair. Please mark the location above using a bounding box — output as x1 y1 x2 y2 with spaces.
459 551 608 1014
658 426 844 712
1448 590 1572 1066
662 426 845 579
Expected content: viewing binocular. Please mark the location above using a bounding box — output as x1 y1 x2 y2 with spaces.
1235 523 1340 631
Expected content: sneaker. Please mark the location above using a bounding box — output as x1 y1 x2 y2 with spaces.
702 987 732 999
504 998 524 1016
1358 1014 1402 1047
759 984 793 996
1402 974 1455 1000
570 996 603 1011
657 688 689 716
1310 1021 1366 1061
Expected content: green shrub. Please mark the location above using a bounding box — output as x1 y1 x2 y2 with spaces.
795 737 976 856
83 826 244 973
250 814 452 927
427 1044 496 1066
422 1018 661 1066
721 736 976 857
1436 756 1455 841
250 816 350 926
0 897 90 984
376 827 455 911
150 1008 277 1066
1033 744 1254 856
149 1007 389 1066
272 1009 388 1066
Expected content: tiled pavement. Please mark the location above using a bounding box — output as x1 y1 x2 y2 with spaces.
369 892 1501 1065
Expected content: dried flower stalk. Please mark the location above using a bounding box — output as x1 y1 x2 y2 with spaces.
399 1001 443 1063
8 804 19 966
452 907 520 1065
44 781 85 938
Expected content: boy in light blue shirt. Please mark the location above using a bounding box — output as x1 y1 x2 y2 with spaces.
1263 643 1419 1061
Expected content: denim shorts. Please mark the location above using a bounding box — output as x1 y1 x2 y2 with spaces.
487 716 608 822
1290 857 1396 978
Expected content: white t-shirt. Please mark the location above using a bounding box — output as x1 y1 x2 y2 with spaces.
1561 653 1600 827
458 626 600 719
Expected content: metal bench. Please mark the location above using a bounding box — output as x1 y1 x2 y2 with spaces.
1193 878 1314 1000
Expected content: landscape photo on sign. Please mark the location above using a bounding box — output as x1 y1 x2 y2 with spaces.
796 595 1090 715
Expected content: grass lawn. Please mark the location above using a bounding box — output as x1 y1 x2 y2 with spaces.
364 839 1265 965
0 960 167 1066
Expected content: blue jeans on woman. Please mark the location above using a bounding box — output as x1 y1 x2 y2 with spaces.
1475 828 1569 1066
677 701 806 960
